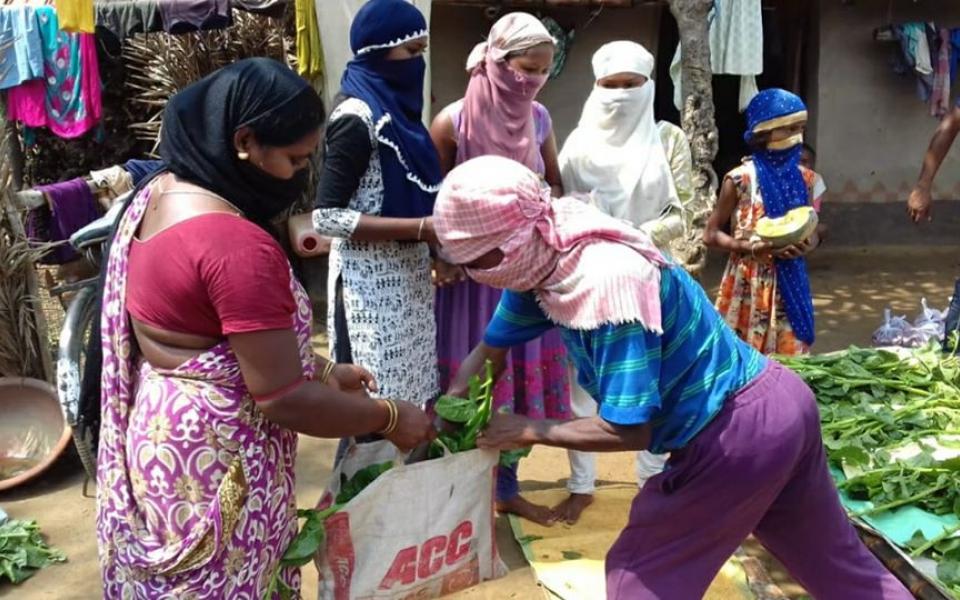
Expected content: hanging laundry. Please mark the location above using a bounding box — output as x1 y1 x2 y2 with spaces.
56 0 95 33
5 7 101 139
94 0 162 46
0 6 43 90
158 0 230 34
26 178 100 265
233 0 285 17
892 22 935 103
670 0 763 112
931 27 951 118
295 0 322 79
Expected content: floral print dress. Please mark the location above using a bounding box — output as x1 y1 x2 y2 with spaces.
715 160 820 356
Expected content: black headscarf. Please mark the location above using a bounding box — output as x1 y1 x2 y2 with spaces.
77 58 324 454
159 57 324 223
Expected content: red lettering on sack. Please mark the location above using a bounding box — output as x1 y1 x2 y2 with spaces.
446 521 473 565
379 521 476 590
325 511 355 600
380 546 419 589
417 536 447 579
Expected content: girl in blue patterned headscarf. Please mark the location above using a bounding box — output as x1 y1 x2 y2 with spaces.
705 88 823 355
743 89 816 346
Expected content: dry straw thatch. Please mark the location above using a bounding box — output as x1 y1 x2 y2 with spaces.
0 117 53 379
123 10 293 153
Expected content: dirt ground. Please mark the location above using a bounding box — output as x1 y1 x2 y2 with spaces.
2 246 959 600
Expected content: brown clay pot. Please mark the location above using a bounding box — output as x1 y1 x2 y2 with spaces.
0 377 72 492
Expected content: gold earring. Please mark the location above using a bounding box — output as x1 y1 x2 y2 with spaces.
237 151 250 161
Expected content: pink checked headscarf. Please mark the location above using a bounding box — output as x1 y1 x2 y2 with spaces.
457 13 554 172
434 156 668 332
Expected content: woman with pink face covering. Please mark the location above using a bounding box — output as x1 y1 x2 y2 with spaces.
430 13 570 526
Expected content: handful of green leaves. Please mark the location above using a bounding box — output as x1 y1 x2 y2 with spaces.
429 360 495 457
0 519 65 584
778 344 960 595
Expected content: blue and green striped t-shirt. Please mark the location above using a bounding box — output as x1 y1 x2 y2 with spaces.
483 266 767 454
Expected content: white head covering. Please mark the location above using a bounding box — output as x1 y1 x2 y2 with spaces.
592 40 655 79
465 12 555 72
559 41 680 229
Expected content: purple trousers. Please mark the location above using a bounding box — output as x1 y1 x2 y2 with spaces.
606 363 912 600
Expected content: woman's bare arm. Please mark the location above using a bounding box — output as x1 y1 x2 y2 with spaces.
430 108 458 176
230 329 435 448
542 131 564 197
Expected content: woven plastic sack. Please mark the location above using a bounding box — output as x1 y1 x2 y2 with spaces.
314 441 505 599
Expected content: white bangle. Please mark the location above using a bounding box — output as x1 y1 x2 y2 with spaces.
417 218 426 241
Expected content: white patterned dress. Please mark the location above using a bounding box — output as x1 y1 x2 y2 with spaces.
312 98 438 407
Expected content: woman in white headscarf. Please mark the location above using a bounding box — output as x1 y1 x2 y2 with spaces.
559 40 691 250
555 41 693 524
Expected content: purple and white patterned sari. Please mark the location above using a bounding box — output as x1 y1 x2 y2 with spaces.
96 184 316 599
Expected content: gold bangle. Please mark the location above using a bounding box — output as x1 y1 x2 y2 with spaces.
388 401 399 434
377 399 399 435
318 360 336 385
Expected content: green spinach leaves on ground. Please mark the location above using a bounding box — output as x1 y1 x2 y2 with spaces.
0 519 65 585
779 344 960 595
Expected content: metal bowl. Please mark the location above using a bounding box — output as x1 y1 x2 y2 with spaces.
0 377 72 491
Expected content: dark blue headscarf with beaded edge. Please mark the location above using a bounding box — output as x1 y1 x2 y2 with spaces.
339 0 442 219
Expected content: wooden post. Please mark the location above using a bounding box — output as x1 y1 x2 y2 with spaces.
2 101 24 191
666 0 719 278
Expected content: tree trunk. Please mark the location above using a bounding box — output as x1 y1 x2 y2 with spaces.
666 0 718 278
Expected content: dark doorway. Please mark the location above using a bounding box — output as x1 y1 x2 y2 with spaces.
655 1 819 179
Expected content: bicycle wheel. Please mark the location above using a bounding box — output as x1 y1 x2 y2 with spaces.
56 285 98 481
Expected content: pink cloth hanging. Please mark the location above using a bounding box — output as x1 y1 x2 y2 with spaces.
6 7 101 139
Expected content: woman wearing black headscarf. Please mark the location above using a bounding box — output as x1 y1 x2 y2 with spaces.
95 58 434 599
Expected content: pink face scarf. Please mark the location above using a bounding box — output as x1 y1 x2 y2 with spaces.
434 156 668 332
456 12 553 172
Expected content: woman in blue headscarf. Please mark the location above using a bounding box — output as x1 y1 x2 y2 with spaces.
704 88 826 356
312 0 443 409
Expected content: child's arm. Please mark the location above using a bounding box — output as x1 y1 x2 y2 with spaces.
809 171 828 244
703 176 772 258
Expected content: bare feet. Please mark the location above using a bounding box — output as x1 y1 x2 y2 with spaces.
496 496 557 527
552 493 594 525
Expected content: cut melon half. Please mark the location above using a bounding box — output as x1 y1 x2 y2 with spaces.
755 206 818 247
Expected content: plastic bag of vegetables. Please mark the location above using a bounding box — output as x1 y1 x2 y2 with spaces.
872 308 913 347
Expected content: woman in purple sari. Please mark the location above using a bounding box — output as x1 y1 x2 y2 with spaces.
95 58 435 599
